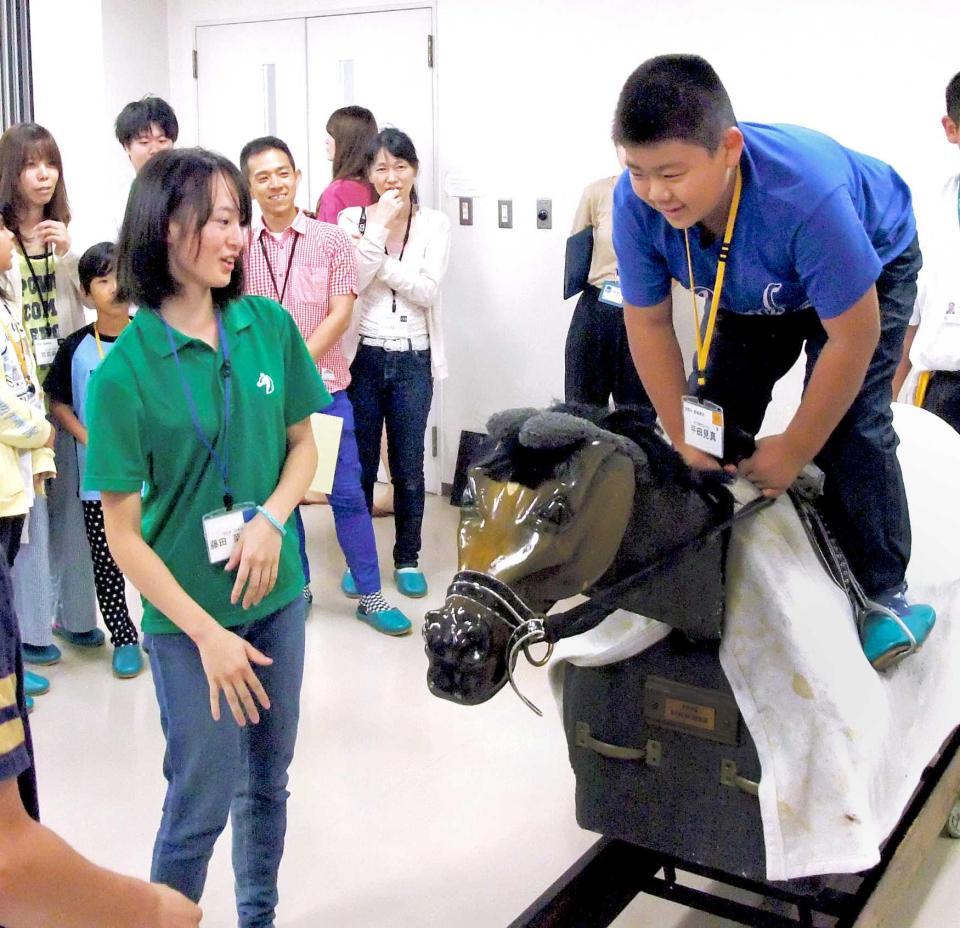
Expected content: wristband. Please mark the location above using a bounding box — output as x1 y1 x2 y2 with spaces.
256 505 287 537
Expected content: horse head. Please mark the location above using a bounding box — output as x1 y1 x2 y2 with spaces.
423 404 734 709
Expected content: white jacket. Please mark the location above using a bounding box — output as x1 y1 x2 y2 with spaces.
909 174 960 373
338 205 451 380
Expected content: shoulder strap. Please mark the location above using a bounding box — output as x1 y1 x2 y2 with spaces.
358 206 367 236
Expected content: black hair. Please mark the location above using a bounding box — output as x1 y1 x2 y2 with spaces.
117 147 251 311
78 241 116 294
365 128 420 205
115 96 179 147
947 71 960 124
613 54 737 151
238 136 296 178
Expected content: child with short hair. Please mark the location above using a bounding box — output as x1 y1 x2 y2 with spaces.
46 242 142 679
611 54 934 671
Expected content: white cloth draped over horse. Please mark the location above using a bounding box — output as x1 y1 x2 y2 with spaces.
548 402 960 882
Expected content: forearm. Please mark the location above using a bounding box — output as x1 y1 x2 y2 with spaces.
261 423 318 526
0 818 160 928
624 301 688 445
0 388 52 449
786 343 870 460
304 300 353 361
102 508 222 645
50 401 88 445
892 324 917 400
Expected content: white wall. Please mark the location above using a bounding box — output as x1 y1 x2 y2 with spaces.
33 0 960 477
29 0 170 249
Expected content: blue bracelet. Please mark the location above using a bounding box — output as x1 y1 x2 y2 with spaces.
256 505 287 537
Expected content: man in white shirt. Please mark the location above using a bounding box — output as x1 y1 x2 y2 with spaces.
894 71 960 432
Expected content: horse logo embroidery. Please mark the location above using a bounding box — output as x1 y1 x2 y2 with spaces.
256 372 275 395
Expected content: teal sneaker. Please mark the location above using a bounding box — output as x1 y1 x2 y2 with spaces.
112 644 144 679
25 694 34 713
24 670 49 697
22 643 61 665
341 569 360 599
394 568 428 599
356 605 412 636
860 589 936 671
53 626 105 648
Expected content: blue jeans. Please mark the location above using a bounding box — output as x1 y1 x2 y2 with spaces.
348 344 433 568
145 596 306 928
294 390 382 594
697 236 921 596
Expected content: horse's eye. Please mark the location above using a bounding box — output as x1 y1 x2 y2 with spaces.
537 495 573 528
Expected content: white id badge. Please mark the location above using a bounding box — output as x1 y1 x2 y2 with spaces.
682 396 724 458
944 301 960 326
320 367 336 382
202 503 255 565
33 337 59 366
598 280 624 307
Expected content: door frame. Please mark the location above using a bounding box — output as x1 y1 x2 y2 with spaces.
192 2 445 493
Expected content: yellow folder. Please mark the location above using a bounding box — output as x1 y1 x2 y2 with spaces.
309 412 344 494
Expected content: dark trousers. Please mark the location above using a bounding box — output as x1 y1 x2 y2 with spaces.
81 500 138 647
0 515 25 568
922 370 960 434
348 344 434 568
697 236 922 597
565 285 652 410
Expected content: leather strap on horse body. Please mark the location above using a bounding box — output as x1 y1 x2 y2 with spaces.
787 484 919 649
542 493 775 644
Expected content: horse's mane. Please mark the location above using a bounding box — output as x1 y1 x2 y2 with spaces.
476 403 732 513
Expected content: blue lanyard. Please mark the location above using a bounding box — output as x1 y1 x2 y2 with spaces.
164 312 235 509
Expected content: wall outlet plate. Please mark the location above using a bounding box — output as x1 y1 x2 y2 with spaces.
458 197 473 226
498 199 513 229
536 198 552 229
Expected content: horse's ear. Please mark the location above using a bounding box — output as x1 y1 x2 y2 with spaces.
486 407 540 443
520 411 596 451
521 411 648 469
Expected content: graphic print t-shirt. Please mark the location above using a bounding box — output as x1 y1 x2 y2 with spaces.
17 249 59 382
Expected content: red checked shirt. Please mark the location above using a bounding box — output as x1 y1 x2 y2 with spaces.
243 209 358 392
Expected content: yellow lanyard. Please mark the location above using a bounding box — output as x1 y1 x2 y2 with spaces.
0 314 33 386
94 324 104 359
684 167 743 387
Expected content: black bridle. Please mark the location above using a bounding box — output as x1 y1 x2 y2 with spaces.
444 493 775 715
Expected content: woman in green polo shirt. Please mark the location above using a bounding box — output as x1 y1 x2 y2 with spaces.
83 148 331 926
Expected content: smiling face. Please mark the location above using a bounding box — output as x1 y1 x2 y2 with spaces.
368 147 417 203
168 173 244 293
621 127 743 232
125 122 174 173
246 147 300 228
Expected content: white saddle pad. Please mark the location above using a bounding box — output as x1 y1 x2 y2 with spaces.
549 402 960 881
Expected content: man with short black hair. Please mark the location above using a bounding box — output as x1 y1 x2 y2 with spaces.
612 54 934 671
240 135 412 637
114 96 178 173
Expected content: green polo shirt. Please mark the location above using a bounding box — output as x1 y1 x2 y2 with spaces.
84 295 331 635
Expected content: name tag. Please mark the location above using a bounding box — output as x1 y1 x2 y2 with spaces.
682 396 724 457
202 503 255 564
944 301 960 326
33 337 59 366
320 367 336 381
598 280 623 307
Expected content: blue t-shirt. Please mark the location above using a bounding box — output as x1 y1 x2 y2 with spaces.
612 122 916 320
45 324 121 502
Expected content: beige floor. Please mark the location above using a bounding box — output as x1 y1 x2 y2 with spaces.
28 496 960 927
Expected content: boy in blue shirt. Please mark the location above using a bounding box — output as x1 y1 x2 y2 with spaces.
611 54 934 670
46 243 143 679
